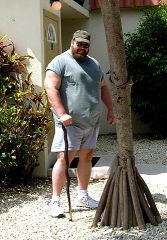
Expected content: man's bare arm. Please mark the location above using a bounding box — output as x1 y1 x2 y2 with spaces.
44 70 72 126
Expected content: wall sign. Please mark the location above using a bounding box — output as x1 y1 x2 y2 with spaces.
47 23 57 50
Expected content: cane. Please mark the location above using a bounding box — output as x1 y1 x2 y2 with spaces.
62 124 72 221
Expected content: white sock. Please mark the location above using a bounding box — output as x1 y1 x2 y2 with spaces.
51 195 60 202
77 189 88 198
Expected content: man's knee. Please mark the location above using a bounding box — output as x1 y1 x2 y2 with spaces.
86 150 93 159
54 152 65 167
56 151 75 165
78 149 94 161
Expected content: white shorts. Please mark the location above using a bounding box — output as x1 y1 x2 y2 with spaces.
51 125 99 152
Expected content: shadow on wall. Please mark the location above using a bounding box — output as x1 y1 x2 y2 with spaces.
48 153 100 168
132 112 151 135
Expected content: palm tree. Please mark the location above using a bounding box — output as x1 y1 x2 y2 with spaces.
93 0 162 230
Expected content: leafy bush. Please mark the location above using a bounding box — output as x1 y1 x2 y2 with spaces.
0 36 52 183
125 4 167 138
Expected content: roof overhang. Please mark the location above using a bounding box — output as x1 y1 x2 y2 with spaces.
90 0 161 10
61 0 89 19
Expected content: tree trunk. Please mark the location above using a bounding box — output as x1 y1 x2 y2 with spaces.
93 0 162 230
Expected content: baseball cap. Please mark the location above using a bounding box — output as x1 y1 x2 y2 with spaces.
72 30 91 44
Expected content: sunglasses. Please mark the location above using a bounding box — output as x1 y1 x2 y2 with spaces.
75 42 90 48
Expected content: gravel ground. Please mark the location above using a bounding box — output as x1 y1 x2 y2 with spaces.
95 135 167 165
0 135 167 240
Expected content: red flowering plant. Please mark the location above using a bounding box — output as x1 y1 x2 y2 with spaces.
0 36 53 183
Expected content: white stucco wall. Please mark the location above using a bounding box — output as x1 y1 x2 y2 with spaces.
0 0 60 88
87 9 142 74
0 0 60 177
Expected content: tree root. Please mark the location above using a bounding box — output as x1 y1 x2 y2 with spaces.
92 157 162 230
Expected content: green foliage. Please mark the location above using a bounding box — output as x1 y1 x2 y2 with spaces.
125 4 167 138
0 36 52 183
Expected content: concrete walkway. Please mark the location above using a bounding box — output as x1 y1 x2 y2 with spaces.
92 155 167 198
48 154 167 197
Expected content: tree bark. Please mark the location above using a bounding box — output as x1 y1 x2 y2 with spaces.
93 0 162 230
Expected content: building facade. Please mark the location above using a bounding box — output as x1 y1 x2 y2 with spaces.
0 0 162 176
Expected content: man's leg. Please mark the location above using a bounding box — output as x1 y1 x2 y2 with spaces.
50 150 75 217
77 149 93 190
76 126 99 189
76 149 98 208
52 151 75 196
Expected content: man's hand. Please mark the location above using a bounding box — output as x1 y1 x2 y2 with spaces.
107 110 115 125
60 113 73 126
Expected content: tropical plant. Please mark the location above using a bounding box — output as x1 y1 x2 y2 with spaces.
0 36 52 183
125 4 167 138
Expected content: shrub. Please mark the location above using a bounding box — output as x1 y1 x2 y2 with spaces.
0 36 52 183
125 4 167 138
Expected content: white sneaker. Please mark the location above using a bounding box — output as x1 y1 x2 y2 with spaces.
50 200 65 218
76 193 99 209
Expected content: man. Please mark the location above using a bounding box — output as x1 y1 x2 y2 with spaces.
44 30 115 218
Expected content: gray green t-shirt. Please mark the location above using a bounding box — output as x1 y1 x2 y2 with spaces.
46 51 103 128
